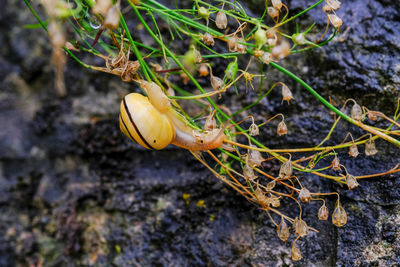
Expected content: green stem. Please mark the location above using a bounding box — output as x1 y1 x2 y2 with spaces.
24 0 48 32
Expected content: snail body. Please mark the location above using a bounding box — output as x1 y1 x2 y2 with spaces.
119 81 227 151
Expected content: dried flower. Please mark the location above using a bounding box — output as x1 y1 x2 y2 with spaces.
368 111 377 121
244 162 258 181
267 6 279 19
271 0 283 10
351 102 363 121
277 217 290 242
332 202 347 227
365 139 378 156
203 33 215 46
299 188 311 203
104 4 120 30
293 217 309 237
199 63 209 77
253 49 264 58
332 155 341 171
215 11 227 29
261 52 273 64
249 123 259 136
281 83 294 103
328 14 343 28
345 173 359 190
227 35 238 52
266 180 276 191
211 76 224 91
180 73 190 85
237 38 246 53
269 194 281 207
279 159 292 178
277 120 288 136
248 146 264 167
93 0 112 16
318 204 329 220
291 244 302 261
271 40 291 60
349 144 359 158
323 0 341 12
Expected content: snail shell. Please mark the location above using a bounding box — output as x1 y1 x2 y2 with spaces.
119 93 175 150
119 81 228 151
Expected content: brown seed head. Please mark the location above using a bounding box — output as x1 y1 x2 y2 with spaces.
318 204 329 220
299 188 311 203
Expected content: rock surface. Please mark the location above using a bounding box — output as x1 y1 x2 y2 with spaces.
0 0 399 266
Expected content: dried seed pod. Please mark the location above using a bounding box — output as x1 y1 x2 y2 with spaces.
180 72 190 85
323 0 341 12
365 139 378 156
203 33 215 46
271 0 283 11
281 83 294 103
331 155 341 171
298 188 311 203
211 76 224 91
277 217 290 242
271 40 291 60
277 120 288 136
254 187 269 207
104 4 120 30
349 144 359 158
198 6 210 20
332 202 347 227
266 28 276 38
351 102 363 121
215 11 227 29
328 14 343 28
237 38 247 53
248 146 264 167
261 52 273 64
93 0 112 16
293 217 309 237
368 111 377 121
345 174 359 190
244 162 258 181
279 159 292 178
227 35 238 52
269 194 281 207
291 244 302 261
253 49 265 58
249 123 259 136
267 6 279 19
318 204 329 220
254 27 267 47
199 63 209 77
266 180 276 191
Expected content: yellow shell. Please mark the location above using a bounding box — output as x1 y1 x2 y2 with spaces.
119 93 175 150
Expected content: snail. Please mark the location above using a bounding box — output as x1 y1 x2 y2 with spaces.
119 81 227 151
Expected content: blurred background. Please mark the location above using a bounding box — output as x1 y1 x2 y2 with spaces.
0 0 399 266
